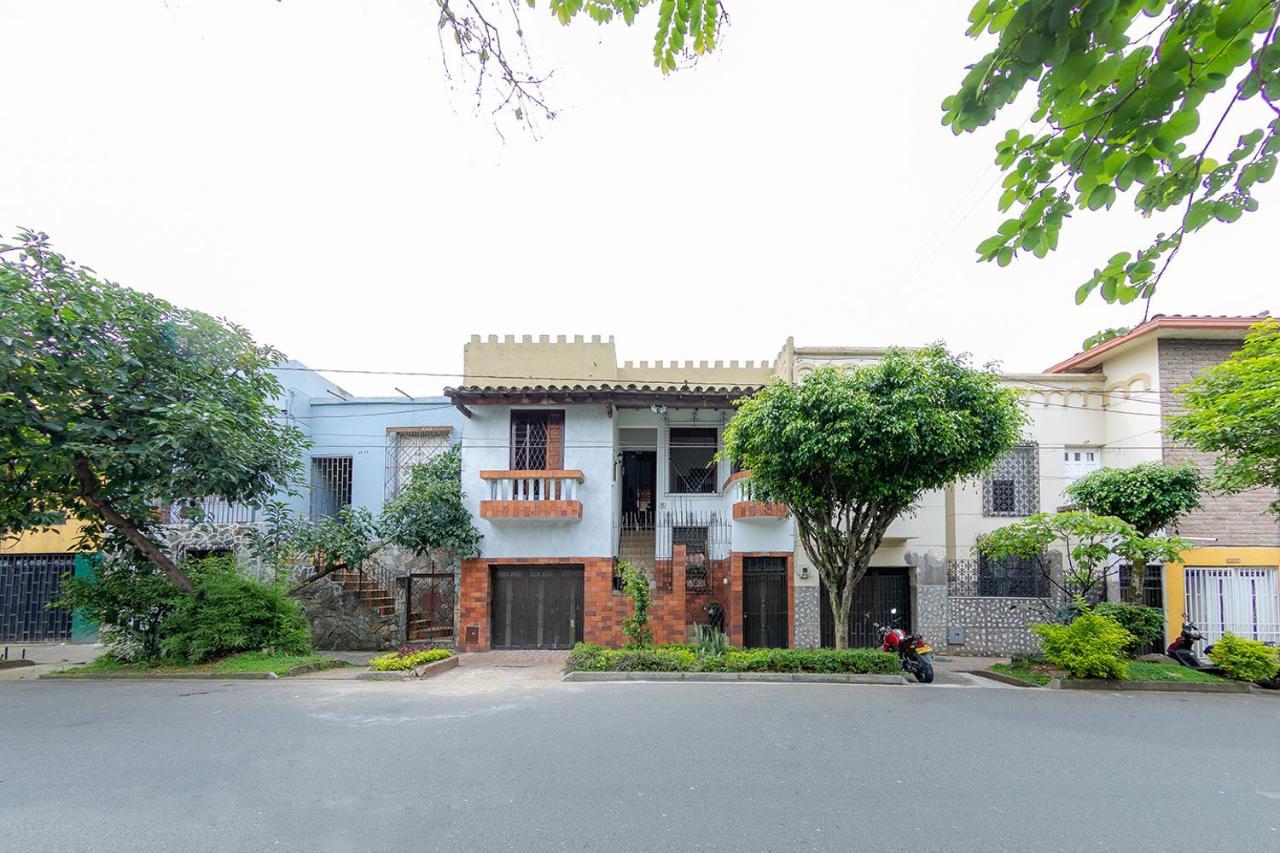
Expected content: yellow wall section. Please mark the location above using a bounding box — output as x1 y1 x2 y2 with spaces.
1163 547 1280 647
1 523 86 555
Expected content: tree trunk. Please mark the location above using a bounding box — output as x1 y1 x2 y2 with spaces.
825 579 851 650
72 457 195 593
286 559 345 596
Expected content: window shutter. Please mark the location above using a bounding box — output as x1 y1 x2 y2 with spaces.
545 411 564 471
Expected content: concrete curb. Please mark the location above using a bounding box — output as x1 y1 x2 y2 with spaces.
1048 677 1253 694
970 669 1042 688
562 671 908 685
282 660 351 677
355 655 459 682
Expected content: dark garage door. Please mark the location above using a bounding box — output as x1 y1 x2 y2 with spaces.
491 566 583 649
820 567 911 649
1 554 74 643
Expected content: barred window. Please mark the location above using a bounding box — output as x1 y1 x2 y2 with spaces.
510 410 564 470
668 427 718 494
674 526 709 590
310 456 353 519
983 443 1039 517
385 427 451 498
977 553 1048 597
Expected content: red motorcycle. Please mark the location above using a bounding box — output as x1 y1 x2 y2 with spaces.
878 608 935 683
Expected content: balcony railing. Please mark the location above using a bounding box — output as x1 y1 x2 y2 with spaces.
725 471 789 520
159 498 259 526
479 470 584 520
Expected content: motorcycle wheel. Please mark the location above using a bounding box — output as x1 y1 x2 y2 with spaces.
1255 675 1280 691
914 660 934 684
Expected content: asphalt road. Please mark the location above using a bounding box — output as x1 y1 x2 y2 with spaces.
2 674 1279 853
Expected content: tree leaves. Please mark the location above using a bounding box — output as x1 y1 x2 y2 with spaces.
947 0 1280 306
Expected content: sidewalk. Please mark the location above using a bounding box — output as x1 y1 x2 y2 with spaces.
0 642 102 681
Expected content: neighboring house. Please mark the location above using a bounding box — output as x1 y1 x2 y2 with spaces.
1046 313 1280 651
1 360 467 648
446 317 1278 656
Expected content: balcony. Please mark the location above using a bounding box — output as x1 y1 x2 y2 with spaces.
725 471 789 521
479 470 584 521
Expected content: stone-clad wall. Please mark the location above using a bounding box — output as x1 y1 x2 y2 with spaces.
1158 338 1280 546
945 597 1046 656
793 586 820 648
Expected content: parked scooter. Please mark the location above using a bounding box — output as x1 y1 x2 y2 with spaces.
877 608 935 683
1167 619 1280 689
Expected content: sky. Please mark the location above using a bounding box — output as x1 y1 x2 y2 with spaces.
2 1 1275 397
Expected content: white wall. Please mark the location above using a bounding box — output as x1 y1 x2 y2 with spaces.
464 403 616 559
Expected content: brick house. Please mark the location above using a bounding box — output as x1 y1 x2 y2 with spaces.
447 316 1279 656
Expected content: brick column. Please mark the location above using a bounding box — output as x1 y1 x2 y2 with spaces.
728 552 744 647
458 558 490 651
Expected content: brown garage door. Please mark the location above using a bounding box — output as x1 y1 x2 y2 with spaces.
490 566 584 650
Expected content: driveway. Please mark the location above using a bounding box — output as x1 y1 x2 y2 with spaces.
3 673 1278 851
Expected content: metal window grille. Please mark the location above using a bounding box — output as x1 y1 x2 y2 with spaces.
384 428 451 499
511 411 564 470
161 497 258 525
948 556 1048 598
0 554 74 643
1184 567 1280 651
982 443 1039 517
674 526 710 591
310 456 353 519
668 427 718 494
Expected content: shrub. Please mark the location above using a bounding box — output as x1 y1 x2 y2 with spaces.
692 624 728 657
1031 608 1131 679
160 557 313 663
55 560 185 661
1207 633 1280 683
1091 602 1165 654
618 562 652 647
563 643 898 675
370 648 452 671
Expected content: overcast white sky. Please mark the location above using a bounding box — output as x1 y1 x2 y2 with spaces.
2 1 1275 396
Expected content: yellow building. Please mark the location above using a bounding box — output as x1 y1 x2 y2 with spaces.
0 523 98 644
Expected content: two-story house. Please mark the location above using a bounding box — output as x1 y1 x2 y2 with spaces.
448 316 1278 657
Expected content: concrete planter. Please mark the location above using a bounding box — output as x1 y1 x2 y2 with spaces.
563 671 907 685
355 655 459 682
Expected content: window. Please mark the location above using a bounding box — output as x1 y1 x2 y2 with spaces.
385 427 451 498
310 456 353 519
510 411 564 470
982 443 1039 517
977 553 1048 598
1063 447 1101 487
668 427 718 494
673 526 709 590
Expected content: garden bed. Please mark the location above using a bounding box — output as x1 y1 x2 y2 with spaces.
988 659 1234 690
565 644 900 676
43 652 348 679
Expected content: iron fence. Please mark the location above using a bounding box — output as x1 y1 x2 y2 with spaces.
948 556 1048 598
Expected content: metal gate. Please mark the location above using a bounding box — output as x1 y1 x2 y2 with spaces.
0 554 74 643
820 568 912 649
1184 566 1280 652
406 572 455 643
491 566 583 650
742 557 788 648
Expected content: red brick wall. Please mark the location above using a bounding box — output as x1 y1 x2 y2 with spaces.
684 557 731 626
731 501 790 520
478 500 582 520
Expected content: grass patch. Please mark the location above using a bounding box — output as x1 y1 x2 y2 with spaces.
989 661 1054 686
1122 661 1226 684
52 652 343 678
989 659 1229 686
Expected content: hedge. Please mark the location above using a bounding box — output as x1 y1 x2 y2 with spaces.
565 643 899 675
369 648 453 671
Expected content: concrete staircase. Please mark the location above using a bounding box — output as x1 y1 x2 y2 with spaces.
329 568 397 618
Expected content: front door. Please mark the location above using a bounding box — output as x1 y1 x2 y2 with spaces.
490 566 584 650
742 557 788 648
820 568 912 648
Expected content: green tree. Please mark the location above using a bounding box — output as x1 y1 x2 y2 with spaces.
1168 319 1280 513
946 0 1280 309
1064 462 1201 534
252 446 482 593
618 561 653 647
0 231 307 593
977 510 1189 606
723 348 1025 649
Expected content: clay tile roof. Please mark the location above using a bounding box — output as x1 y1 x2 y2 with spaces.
1045 311 1272 374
